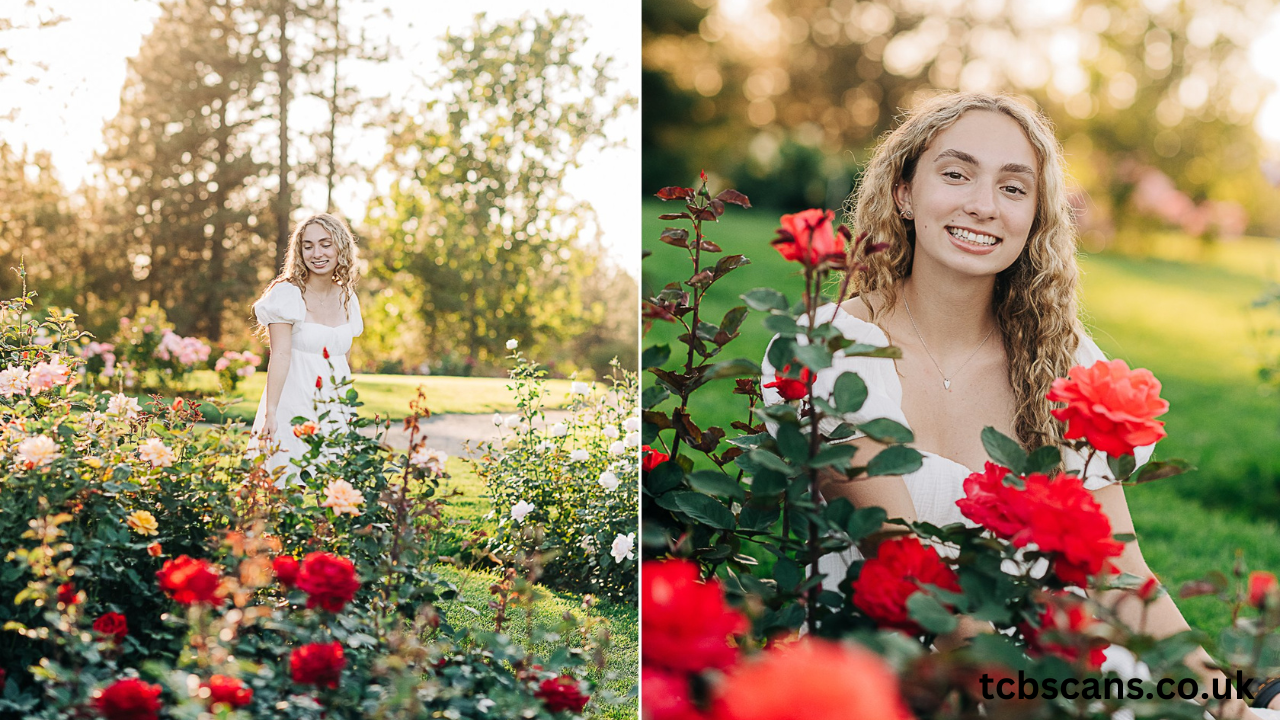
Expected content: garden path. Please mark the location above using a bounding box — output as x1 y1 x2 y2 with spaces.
364 409 574 457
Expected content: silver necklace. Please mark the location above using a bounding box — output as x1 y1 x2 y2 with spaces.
902 294 995 391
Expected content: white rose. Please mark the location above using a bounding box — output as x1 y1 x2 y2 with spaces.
603 425 620 439
571 381 590 395
506 339 518 350
624 431 641 448
503 414 520 427
610 533 636 564
608 441 625 456
492 413 503 427
510 500 536 523
624 416 641 432
570 449 590 463
550 423 569 437
598 471 620 491
536 441 553 452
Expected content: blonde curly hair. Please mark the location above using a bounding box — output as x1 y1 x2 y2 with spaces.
843 92 1082 450
254 213 360 334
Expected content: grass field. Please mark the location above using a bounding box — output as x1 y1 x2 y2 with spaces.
643 199 1280 637
435 459 637 720
108 372 574 422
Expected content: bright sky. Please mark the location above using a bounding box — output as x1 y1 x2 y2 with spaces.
0 0 640 277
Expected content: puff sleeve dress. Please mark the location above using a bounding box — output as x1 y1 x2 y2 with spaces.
248 281 364 475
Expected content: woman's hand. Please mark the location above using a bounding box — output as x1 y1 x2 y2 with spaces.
260 411 276 444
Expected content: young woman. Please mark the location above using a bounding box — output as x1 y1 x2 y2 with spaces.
762 92 1275 717
249 212 363 477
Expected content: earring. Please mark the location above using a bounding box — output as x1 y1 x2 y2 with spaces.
901 209 913 220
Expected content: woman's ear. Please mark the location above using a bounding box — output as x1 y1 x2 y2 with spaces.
893 182 913 219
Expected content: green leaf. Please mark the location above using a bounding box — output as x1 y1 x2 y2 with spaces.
719 306 749 338
845 506 887 541
702 358 762 382
980 426 1027 474
842 343 902 359
688 470 745 500
1129 459 1192 484
907 592 958 634
1025 445 1062 474
749 469 787 497
641 344 670 369
748 448 795 475
742 288 788 312
738 503 780 532
792 343 832 371
809 444 857 468
766 336 797 374
832 371 868 414
643 461 683 495
641 385 670 409
764 314 801 335
673 492 736 530
776 424 810 464
866 445 924 477
1107 452 1137 481
774 558 803 593
857 418 914 444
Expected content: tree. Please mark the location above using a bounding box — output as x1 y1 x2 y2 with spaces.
365 12 635 370
97 0 271 339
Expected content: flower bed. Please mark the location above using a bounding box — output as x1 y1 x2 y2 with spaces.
0 288 611 719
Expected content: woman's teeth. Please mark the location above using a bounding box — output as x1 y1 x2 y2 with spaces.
948 227 1000 246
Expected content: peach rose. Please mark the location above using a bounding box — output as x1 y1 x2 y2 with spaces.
1047 359 1168 457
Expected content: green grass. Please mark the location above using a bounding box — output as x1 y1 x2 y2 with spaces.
107 372 574 421
642 199 1280 637
433 458 637 720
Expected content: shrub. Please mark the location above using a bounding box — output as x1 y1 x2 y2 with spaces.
474 351 639 603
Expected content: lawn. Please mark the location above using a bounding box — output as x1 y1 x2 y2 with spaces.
105 372 574 422
433 459 638 720
643 199 1280 637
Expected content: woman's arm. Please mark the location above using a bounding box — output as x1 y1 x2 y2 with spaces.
1091 483 1272 717
260 323 293 441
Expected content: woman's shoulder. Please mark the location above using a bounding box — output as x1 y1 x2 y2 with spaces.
254 279 305 325
1072 328 1108 365
826 299 891 345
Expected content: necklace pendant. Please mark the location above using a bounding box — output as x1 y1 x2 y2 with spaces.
943 379 951 390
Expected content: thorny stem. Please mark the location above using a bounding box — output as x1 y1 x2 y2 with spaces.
670 191 710 463
805 263 823 634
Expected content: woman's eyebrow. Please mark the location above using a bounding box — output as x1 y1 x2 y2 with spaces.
935 148 1034 176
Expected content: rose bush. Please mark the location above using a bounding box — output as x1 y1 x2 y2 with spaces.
473 351 639 602
641 177 1280 720
0 283 609 719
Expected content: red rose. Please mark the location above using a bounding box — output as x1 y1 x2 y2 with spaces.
93 678 163 720
642 668 707 720
57 582 80 606
712 638 913 720
642 446 670 474
762 365 813 402
290 641 345 688
203 674 253 709
316 375 323 389
155 555 223 606
1047 359 1168 457
274 555 300 589
1136 577 1160 602
960 470 1124 586
771 209 850 267
296 552 360 612
535 675 590 714
1249 571 1278 608
93 612 128 643
955 462 1021 537
1013 474 1124 585
643 559 749 674
1021 593 1109 670
322 346 330 360
850 535 961 633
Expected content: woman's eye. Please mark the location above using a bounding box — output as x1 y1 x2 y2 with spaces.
1003 185 1027 196
943 171 966 181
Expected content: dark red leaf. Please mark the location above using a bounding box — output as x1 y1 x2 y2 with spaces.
697 240 722 253
686 269 714 288
691 207 718 222
656 186 695 200
658 213 691 220
708 199 725 217
715 189 751 208
659 227 689 248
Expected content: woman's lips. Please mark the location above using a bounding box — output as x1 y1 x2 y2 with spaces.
945 226 1001 255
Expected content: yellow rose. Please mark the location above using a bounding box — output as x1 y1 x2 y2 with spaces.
126 510 159 536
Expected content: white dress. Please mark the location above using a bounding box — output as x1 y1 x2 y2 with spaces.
249 282 363 476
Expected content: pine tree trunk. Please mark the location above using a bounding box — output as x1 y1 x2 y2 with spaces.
275 0 292 273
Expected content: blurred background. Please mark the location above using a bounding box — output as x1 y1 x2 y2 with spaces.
0 0 639 380
642 0 1280 635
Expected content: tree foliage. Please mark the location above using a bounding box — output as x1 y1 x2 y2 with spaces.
364 12 636 374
